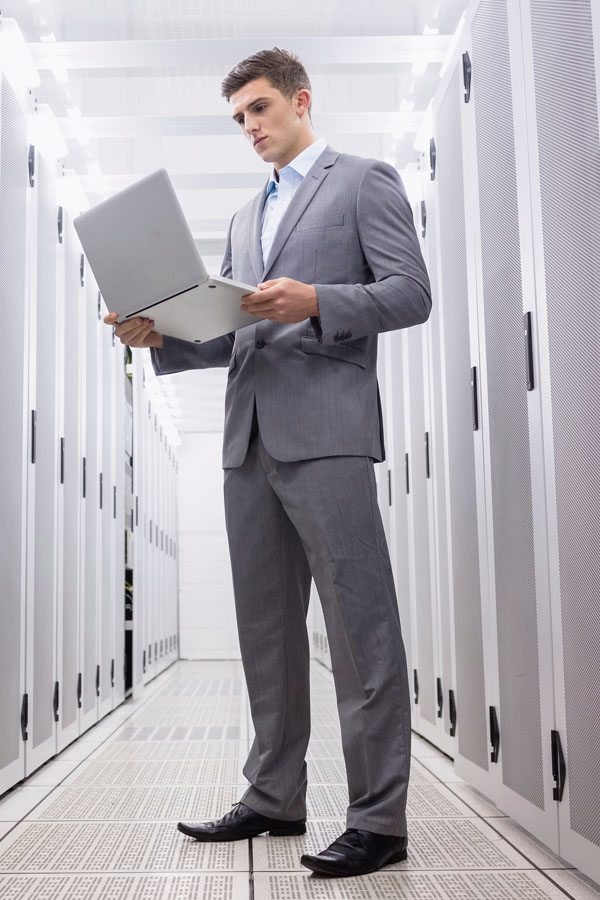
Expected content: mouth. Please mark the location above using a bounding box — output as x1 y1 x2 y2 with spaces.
254 137 267 148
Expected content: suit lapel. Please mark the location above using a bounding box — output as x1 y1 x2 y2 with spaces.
248 181 270 284
261 145 339 282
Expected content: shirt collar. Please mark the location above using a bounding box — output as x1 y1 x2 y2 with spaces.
267 137 328 193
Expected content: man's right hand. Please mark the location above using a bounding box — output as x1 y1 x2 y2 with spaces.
103 311 164 349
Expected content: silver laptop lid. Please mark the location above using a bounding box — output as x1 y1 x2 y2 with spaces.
74 168 208 317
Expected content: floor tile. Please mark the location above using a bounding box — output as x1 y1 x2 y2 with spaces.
445 782 506 818
0 820 249 872
417 755 466 783
548 869 600 900
253 870 568 899
483 817 570 869
64 758 245 786
0 823 18 841
27 784 241 821
0 787 50 821
410 734 446 759
0 873 249 899
252 816 530 873
24 760 80 787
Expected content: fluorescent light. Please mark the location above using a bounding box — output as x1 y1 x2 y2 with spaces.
440 11 466 80
34 103 68 158
40 30 56 42
399 99 415 112
423 25 439 35
66 104 82 118
0 18 41 88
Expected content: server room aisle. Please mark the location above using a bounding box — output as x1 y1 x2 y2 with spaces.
0 660 598 900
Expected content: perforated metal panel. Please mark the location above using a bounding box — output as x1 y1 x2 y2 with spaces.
60 214 82 732
0 73 28 774
472 0 544 810
530 0 600 848
253 816 530 872
31 154 59 750
435 64 488 772
68 758 244 786
305 782 471 819
253 871 567 899
0 874 248 900
0 821 248 872
406 326 436 726
30 784 240 820
94 740 246 761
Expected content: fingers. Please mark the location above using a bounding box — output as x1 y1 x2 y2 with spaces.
115 317 156 346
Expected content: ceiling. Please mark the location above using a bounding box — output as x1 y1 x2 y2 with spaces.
3 0 468 433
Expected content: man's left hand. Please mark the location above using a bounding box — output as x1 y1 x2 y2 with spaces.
241 277 319 324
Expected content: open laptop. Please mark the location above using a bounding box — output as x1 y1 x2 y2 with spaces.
73 168 261 343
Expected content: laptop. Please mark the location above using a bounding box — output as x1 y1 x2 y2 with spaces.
73 168 261 343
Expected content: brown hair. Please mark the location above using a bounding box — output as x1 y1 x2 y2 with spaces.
221 47 312 118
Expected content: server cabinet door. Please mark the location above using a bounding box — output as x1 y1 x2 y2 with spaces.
99 312 115 716
465 0 558 849
80 272 101 732
522 0 600 882
432 57 492 796
421 161 456 757
113 339 126 704
383 330 414 721
131 351 146 693
403 322 438 743
58 213 84 751
0 71 29 793
26 151 62 774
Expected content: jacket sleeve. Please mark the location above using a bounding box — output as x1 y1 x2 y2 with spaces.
309 160 432 344
150 214 236 375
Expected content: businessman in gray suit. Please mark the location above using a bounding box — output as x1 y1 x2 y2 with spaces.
106 47 431 877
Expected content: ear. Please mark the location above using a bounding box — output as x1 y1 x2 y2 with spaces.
296 88 311 116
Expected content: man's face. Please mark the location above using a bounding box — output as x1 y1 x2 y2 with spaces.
229 76 310 168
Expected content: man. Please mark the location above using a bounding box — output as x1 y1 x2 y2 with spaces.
106 47 431 878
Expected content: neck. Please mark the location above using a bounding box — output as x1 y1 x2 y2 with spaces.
274 133 317 173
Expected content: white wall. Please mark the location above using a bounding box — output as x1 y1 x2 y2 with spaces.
177 431 240 658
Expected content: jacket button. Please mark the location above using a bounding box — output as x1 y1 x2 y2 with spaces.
255 339 266 349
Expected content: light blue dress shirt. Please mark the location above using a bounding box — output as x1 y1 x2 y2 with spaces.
260 137 328 269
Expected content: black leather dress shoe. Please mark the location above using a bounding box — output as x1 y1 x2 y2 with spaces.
300 828 407 877
177 801 306 841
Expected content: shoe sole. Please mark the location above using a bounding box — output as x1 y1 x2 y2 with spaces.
300 847 407 877
177 822 306 841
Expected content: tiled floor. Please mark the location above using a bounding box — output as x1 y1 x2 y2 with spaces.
1 660 599 899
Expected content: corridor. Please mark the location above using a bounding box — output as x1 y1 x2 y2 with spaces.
0 660 597 899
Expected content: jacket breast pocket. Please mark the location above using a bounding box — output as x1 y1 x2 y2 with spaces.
295 212 345 232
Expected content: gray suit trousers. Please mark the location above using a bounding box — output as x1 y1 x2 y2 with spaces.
223 411 411 837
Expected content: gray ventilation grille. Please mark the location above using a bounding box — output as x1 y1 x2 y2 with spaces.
531 0 600 847
435 64 488 772
472 0 544 809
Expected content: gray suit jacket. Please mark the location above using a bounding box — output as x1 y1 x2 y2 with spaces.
151 144 431 468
